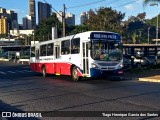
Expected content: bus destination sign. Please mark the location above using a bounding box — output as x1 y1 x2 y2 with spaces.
90 32 120 40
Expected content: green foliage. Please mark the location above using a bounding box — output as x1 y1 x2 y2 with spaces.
143 0 160 5
66 25 89 35
146 14 160 27
0 34 8 38
85 7 125 34
35 14 62 41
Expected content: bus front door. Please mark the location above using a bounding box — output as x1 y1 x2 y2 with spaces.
54 46 60 75
82 42 89 76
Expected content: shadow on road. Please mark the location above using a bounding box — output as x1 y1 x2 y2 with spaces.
0 100 40 120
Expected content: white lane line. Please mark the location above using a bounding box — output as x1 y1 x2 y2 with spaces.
0 71 7 74
22 70 32 72
15 70 25 73
7 71 16 73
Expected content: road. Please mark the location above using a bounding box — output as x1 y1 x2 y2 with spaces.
0 61 160 120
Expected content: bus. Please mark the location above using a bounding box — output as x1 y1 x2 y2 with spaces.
29 31 123 81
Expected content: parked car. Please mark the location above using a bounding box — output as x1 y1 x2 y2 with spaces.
135 51 144 57
133 56 150 68
123 57 131 69
146 56 156 65
123 55 156 69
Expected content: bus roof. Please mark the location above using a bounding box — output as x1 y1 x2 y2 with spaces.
31 31 120 47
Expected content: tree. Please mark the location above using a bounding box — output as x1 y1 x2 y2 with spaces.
143 0 160 5
0 34 8 38
122 12 148 43
35 14 62 41
85 7 125 34
146 14 160 27
66 25 89 35
143 0 160 42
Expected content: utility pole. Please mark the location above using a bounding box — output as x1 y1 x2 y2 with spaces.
62 4 66 37
8 23 10 41
148 27 150 44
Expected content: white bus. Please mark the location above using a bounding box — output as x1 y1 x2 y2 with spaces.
29 31 123 81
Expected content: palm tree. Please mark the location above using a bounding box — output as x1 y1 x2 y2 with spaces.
143 0 160 5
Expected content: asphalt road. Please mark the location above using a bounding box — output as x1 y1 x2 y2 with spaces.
0 61 160 120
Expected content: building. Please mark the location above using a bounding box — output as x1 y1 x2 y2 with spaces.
6 10 18 30
0 16 7 34
56 11 75 26
0 7 18 30
10 29 34 36
66 13 75 26
56 11 63 23
29 0 36 29
23 15 32 30
38 1 51 24
80 12 89 25
0 7 6 17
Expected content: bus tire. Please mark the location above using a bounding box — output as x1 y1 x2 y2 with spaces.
71 66 81 82
42 66 46 78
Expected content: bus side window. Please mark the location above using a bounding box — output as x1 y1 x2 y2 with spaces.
61 40 70 55
47 43 54 56
31 47 35 57
40 45 47 56
71 38 80 54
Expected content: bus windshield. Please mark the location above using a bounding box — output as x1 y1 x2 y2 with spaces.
91 40 122 61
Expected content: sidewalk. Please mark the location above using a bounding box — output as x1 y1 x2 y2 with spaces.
124 68 160 83
139 75 160 83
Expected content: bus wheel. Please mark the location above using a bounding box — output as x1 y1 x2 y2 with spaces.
72 66 80 82
42 66 46 78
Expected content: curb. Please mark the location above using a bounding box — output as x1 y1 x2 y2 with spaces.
139 78 160 83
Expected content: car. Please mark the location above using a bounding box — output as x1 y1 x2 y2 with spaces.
123 55 155 69
146 56 156 65
123 57 131 69
135 51 144 57
133 56 150 68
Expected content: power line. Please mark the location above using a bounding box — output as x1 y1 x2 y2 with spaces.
43 0 62 17
113 0 140 9
73 0 140 14
71 0 120 17
73 0 139 17
67 0 106 9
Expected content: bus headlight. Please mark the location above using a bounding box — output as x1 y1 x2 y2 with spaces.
117 63 123 69
91 63 100 69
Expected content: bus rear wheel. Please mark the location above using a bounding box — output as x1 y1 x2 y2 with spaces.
42 66 46 78
72 66 81 82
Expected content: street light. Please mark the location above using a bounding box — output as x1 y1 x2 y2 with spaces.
148 27 150 44
150 3 158 45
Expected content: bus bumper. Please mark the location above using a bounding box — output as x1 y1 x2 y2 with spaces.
90 68 123 78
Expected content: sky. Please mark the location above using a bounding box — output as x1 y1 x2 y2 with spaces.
0 0 159 25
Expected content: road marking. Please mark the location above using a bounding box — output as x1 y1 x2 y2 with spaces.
15 70 25 73
0 71 7 74
0 70 32 75
22 70 32 72
7 71 16 73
